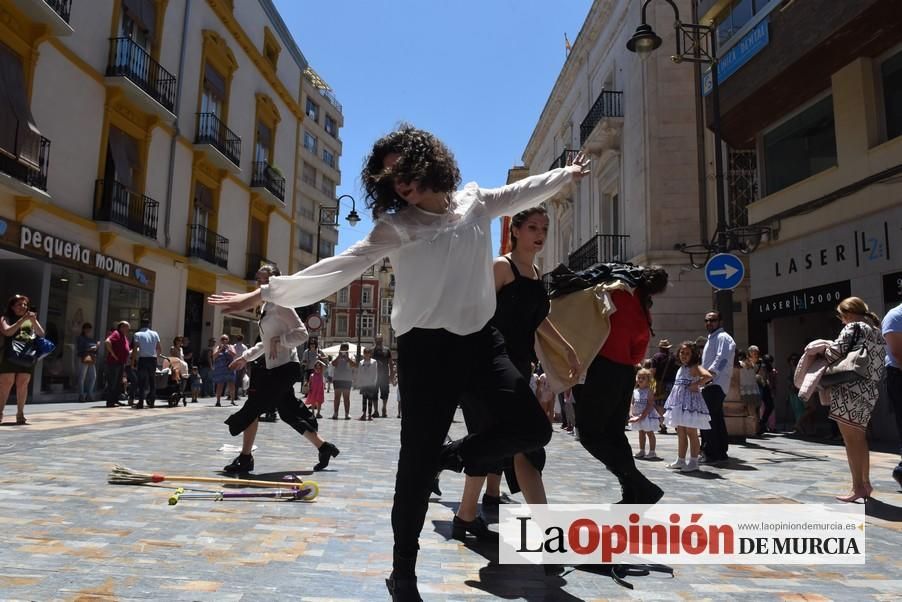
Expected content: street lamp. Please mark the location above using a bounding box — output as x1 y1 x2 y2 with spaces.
316 194 361 263
626 0 769 333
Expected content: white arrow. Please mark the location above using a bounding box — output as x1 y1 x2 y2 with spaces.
709 265 739 279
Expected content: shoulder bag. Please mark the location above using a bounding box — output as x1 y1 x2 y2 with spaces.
819 324 869 387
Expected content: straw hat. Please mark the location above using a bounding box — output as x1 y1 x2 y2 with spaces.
657 339 672 349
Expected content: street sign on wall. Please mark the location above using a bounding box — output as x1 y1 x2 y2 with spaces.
705 253 745 291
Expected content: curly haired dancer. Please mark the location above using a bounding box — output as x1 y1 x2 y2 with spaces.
209 124 589 601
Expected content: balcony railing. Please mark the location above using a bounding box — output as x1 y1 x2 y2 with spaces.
567 234 631 272
246 253 275 280
251 161 285 203
94 179 159 239
549 149 580 171
0 120 51 191
195 113 241 167
188 224 229 269
579 91 623 147
106 37 176 112
45 0 71 22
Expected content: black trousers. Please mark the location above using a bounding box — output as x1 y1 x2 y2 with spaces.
136 357 157 404
701 385 729 460
758 386 774 431
391 325 551 564
225 362 317 437
105 364 124 406
573 355 656 501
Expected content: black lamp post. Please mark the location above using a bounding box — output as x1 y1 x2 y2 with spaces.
316 194 360 263
626 0 768 334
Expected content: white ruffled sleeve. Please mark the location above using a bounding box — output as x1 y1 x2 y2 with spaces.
478 168 573 220
261 219 404 308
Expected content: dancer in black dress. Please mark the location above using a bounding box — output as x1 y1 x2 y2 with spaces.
452 207 580 542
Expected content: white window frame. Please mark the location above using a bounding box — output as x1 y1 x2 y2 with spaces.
337 287 349 307
357 313 374 337
336 314 348 337
361 285 373 307
381 297 392 318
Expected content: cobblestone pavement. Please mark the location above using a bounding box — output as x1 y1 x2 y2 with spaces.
0 390 900 601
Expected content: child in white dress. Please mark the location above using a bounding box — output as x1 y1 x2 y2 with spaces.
629 368 660 459
664 341 713 472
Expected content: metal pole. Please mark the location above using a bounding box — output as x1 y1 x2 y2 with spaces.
356 272 365 360
315 211 322 264
709 56 734 334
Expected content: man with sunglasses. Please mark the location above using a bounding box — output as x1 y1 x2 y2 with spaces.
700 311 735 465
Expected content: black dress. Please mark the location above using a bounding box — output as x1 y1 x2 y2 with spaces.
462 257 550 493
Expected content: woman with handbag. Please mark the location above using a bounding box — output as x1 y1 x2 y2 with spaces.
76 322 99 402
823 297 885 502
0 294 45 425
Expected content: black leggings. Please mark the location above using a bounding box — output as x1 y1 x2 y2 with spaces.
391 325 551 564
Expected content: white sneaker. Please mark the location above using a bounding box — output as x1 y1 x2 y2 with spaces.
645 451 658 460
667 459 686 470
634 450 646 459
681 459 700 473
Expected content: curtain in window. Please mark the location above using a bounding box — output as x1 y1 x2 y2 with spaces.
194 182 214 212
255 122 272 162
107 126 140 189
0 42 41 166
204 64 227 104
122 0 157 38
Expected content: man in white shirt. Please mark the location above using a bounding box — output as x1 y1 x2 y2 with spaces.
232 334 248 399
701 311 735 464
132 318 162 409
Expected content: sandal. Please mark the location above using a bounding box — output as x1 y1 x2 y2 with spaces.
16 414 27 425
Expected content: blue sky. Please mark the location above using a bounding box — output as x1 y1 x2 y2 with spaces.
274 0 594 253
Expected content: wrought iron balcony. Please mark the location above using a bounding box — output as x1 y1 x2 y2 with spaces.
106 37 176 113
45 0 71 21
246 253 275 280
579 90 623 147
94 179 159 239
0 120 51 192
251 161 286 203
567 233 631 272
188 224 229 269
195 112 241 168
549 149 580 171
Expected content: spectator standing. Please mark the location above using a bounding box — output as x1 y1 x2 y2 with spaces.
700 311 736 464
132 318 162 409
212 334 236 407
232 334 248 399
357 347 380 420
104 321 130 408
372 336 395 417
76 322 99 402
651 339 677 434
0 294 46 424
331 343 356 420
200 338 215 397
881 302 902 488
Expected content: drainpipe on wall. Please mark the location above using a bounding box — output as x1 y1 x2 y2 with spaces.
162 0 192 249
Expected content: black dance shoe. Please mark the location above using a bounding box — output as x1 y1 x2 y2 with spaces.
452 515 499 542
385 572 422 602
313 441 340 471
438 440 464 473
224 453 254 474
481 492 514 507
431 475 442 497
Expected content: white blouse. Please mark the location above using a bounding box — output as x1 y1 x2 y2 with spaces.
240 302 309 369
261 168 574 337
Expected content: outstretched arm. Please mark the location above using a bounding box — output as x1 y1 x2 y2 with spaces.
480 154 590 220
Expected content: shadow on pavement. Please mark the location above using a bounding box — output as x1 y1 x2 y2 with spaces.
865 498 902 522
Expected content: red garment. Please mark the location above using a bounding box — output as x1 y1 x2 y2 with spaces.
599 289 650 366
105 330 131 366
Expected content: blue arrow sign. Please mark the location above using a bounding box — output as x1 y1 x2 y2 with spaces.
705 253 745 290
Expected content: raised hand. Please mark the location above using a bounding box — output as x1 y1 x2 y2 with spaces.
208 289 263 313
566 152 591 181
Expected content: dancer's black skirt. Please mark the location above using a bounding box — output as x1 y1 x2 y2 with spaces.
225 361 318 436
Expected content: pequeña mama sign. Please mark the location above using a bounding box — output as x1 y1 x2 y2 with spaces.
0 217 155 291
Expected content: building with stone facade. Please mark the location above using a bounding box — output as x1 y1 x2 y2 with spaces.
701 0 902 439
0 0 334 401
519 0 716 353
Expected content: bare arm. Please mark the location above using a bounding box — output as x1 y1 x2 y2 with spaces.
886 331 902 366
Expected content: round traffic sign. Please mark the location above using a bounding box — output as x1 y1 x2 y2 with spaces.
306 315 323 331
704 253 745 291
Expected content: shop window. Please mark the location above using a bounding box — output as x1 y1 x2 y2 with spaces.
108 281 152 330
41 267 102 394
336 314 348 336
882 50 902 140
302 162 317 186
763 95 837 195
